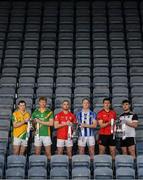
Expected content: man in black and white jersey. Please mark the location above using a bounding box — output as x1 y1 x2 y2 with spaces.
119 99 138 159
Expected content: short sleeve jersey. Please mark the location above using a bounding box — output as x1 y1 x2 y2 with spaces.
12 110 30 139
97 109 117 135
32 108 54 136
76 109 96 137
54 111 76 140
119 111 138 137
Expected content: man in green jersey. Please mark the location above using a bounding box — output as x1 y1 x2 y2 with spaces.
32 96 54 160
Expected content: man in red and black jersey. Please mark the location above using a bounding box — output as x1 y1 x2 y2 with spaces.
97 98 117 160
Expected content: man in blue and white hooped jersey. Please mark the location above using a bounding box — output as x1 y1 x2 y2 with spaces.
76 98 97 160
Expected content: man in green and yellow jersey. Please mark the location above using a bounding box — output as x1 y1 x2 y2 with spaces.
12 100 30 155
32 96 54 160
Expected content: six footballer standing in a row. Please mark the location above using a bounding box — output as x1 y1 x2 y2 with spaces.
12 96 138 160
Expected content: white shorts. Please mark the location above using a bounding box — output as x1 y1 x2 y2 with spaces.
57 139 73 148
78 136 95 147
13 137 28 147
34 136 52 147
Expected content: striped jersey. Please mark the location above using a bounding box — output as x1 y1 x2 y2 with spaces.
76 109 96 137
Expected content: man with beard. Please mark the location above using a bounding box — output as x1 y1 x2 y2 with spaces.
54 100 76 159
119 99 138 159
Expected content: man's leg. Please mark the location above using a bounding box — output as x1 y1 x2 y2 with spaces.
13 138 21 155
128 145 136 159
109 146 116 160
19 139 28 155
35 146 41 155
45 146 51 160
57 139 64 155
13 145 20 155
78 137 86 155
66 146 72 159
99 144 106 154
19 146 27 155
89 146 95 160
88 137 95 160
121 147 128 155
78 146 85 154
34 137 42 155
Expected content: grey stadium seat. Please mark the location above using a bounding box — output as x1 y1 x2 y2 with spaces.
75 76 90 87
20 67 36 77
72 167 90 179
93 67 109 77
56 77 72 87
2 67 18 77
93 86 109 97
51 155 69 169
116 167 135 179
130 76 143 87
138 168 143 179
6 168 25 179
112 76 128 87
94 167 113 179
0 77 17 88
112 87 128 97
29 155 47 169
75 67 91 77
130 67 143 76
36 87 53 98
0 108 12 120
72 155 90 169
22 58 37 68
50 167 69 179
0 155 4 172
28 167 47 179
0 120 10 131
111 58 127 67
111 67 127 76
131 87 143 97
55 87 72 98
93 77 109 87
74 87 90 97
18 77 35 88
7 155 26 169
0 97 14 108
0 131 8 143
94 155 112 169
17 86 34 98
37 77 53 87
115 155 134 169
137 155 143 170
75 58 91 67
57 67 72 77
38 67 54 77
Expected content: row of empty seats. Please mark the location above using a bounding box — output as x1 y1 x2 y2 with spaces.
1 154 143 179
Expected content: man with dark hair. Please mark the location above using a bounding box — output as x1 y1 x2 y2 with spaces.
76 98 97 160
32 96 54 160
54 100 76 159
12 100 30 155
119 99 138 159
97 98 117 160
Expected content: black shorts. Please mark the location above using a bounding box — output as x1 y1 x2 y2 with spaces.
98 134 116 147
120 137 136 147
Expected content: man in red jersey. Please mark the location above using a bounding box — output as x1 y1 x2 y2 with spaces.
97 97 117 160
54 100 76 159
